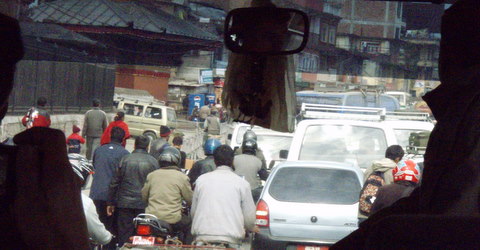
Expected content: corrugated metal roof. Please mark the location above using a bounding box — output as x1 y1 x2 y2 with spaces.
28 0 218 41
20 21 98 45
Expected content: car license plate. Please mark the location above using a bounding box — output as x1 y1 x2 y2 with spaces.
132 236 155 245
297 246 329 250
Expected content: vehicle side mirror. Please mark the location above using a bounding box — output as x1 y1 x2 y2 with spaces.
228 134 232 140
224 7 309 55
279 150 289 159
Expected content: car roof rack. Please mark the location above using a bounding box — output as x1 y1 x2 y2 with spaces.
315 83 386 95
116 96 166 106
299 103 432 122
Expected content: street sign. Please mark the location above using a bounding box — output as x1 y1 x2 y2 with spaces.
199 69 213 84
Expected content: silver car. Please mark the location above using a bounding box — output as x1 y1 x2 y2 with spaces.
252 161 363 249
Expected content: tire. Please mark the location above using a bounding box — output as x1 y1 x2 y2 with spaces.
143 131 157 142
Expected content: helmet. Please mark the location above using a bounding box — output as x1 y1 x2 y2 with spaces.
204 139 222 155
242 139 257 154
393 160 421 183
68 153 94 187
243 130 257 142
158 147 181 167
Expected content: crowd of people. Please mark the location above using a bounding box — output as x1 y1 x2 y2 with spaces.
19 96 268 249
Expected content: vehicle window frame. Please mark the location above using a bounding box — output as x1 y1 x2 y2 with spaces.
145 106 163 120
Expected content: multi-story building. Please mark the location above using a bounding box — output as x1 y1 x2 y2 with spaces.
336 0 410 91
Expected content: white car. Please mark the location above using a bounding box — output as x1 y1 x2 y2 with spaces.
252 161 363 249
228 123 293 168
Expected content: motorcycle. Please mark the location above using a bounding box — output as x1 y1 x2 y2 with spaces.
124 214 182 248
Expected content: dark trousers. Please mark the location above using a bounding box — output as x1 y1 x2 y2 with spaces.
117 208 144 247
93 200 117 249
172 214 192 245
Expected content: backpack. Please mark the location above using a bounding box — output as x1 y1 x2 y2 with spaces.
359 171 385 217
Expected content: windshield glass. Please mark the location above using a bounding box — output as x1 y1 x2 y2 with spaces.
257 135 293 159
269 167 361 204
167 109 177 122
394 129 430 149
299 125 388 169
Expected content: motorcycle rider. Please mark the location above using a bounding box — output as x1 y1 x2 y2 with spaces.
142 147 193 243
21 96 51 128
234 130 267 170
371 159 421 215
191 145 258 248
234 139 269 203
188 139 221 188
107 135 159 247
69 153 113 246
149 125 172 160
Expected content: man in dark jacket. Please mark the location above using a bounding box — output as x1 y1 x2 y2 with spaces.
149 125 171 160
83 98 108 160
188 139 221 188
90 127 130 246
107 135 159 246
21 97 51 128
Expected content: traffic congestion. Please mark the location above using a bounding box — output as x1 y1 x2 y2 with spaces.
2 0 479 249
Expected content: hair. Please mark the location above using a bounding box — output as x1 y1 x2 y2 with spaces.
135 135 150 150
114 111 125 121
385 145 405 161
92 98 100 107
213 145 234 168
37 97 47 107
110 126 125 143
172 136 183 146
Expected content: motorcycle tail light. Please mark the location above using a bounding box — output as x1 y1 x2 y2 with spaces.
136 224 152 235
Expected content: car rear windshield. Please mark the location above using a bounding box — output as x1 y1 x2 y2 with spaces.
299 124 388 170
269 167 361 204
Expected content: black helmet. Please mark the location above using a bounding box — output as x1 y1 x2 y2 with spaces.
242 139 257 155
243 130 257 142
158 147 181 167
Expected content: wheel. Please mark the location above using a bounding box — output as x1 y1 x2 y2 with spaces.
143 131 157 142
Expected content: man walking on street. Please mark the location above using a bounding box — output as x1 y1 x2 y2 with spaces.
107 135 159 247
89 127 130 247
191 145 258 248
83 98 108 160
142 147 193 243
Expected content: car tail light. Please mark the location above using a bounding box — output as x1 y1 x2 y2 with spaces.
256 199 269 227
136 224 152 235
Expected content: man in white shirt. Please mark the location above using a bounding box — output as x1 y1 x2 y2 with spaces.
191 145 258 248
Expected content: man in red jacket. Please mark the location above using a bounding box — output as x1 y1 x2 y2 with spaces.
21 97 51 128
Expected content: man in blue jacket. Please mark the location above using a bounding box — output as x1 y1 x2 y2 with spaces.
90 126 130 247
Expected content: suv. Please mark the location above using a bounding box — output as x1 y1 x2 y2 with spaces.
285 104 435 171
116 99 177 141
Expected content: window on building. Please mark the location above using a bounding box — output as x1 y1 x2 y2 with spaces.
395 28 400 39
397 2 402 19
321 25 328 43
361 41 381 53
329 26 336 44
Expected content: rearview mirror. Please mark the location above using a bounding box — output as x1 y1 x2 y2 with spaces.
224 7 309 55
